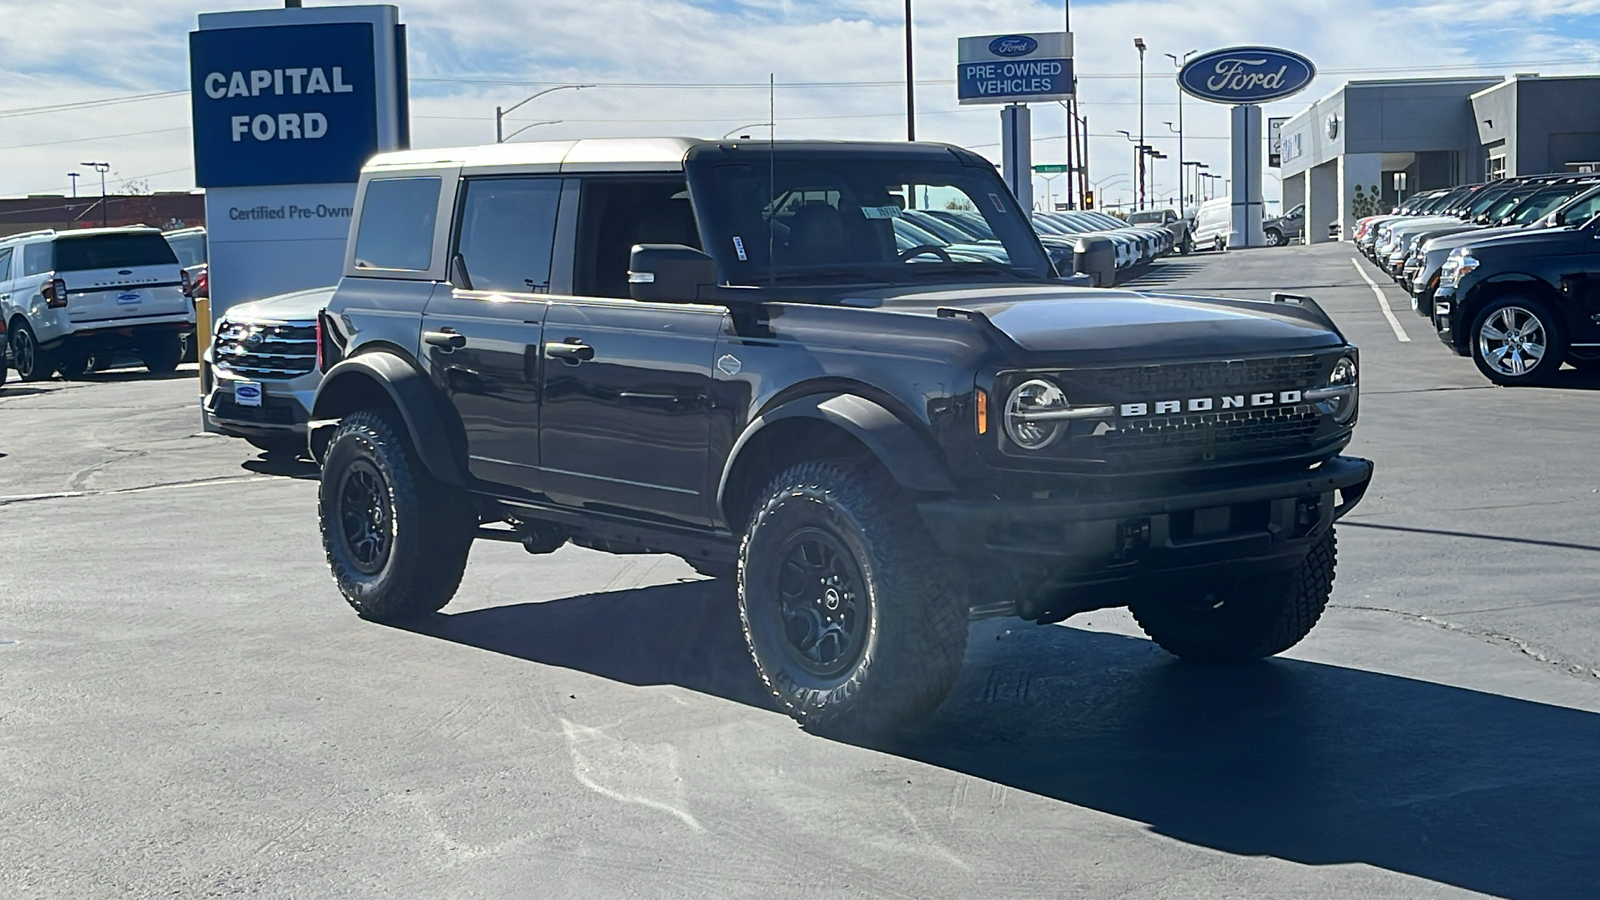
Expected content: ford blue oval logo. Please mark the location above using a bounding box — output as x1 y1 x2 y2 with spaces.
989 35 1038 57
1178 46 1316 104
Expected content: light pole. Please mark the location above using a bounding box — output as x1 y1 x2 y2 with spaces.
722 123 773 139
496 84 593 143
1183 161 1207 208
67 172 80 198
80 161 110 226
1116 129 1139 205
1165 50 1195 207
500 120 563 143
1133 36 1146 209
904 0 915 141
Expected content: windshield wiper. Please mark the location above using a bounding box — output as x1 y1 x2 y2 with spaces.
766 267 896 284
901 263 1035 281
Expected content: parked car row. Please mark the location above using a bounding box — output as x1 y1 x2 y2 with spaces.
1353 175 1600 384
0 226 201 382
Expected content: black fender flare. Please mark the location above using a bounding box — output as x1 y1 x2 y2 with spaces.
716 392 955 518
309 352 470 486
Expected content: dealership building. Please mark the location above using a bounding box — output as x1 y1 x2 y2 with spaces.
1279 74 1600 242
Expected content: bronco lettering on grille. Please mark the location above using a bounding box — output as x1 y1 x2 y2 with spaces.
1119 390 1303 418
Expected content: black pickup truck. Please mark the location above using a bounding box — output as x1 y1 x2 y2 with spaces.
309 138 1371 734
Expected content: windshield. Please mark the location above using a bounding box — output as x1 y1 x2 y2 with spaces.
688 153 1052 284
1127 210 1170 225
53 232 179 272
1464 186 1515 218
1547 187 1600 227
1510 185 1593 225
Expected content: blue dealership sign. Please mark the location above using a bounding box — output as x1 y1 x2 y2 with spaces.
1178 46 1316 105
190 22 379 188
957 32 1074 106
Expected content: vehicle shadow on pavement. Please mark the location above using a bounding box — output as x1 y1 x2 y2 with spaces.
413 583 1600 899
240 456 319 480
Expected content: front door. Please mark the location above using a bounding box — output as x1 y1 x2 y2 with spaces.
421 174 566 495
538 298 726 525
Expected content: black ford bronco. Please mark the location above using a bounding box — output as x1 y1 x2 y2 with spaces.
310 138 1371 733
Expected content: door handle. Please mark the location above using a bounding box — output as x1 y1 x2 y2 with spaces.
424 329 467 350
545 340 595 363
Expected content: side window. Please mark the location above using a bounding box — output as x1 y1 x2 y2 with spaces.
454 177 562 294
573 178 698 298
0 247 12 282
353 177 441 271
23 241 53 276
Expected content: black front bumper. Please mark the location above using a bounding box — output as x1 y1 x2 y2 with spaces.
918 455 1373 586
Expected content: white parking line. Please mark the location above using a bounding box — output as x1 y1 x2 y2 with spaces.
1352 258 1411 342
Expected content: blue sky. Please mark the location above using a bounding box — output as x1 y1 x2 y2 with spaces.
2 0 1599 206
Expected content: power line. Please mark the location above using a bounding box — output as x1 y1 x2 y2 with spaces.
0 90 186 120
0 127 188 152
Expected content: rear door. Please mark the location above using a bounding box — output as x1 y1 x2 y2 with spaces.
51 231 186 326
422 174 569 496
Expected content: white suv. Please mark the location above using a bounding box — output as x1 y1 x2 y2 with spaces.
0 227 193 380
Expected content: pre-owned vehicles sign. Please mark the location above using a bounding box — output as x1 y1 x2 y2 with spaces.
1178 47 1316 105
189 23 379 188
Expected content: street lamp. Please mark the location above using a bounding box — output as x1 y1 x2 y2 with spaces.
500 120 563 143
1133 36 1146 209
1183 160 1207 209
496 84 593 143
1165 50 1195 206
80 161 110 226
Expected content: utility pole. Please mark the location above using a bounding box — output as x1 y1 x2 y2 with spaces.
1133 37 1146 209
904 0 916 141
81 161 110 227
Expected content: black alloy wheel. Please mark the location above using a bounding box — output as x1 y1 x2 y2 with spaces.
334 458 393 576
9 322 52 382
773 528 869 680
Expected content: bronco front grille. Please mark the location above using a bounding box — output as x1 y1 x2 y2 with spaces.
214 320 317 379
1007 354 1340 469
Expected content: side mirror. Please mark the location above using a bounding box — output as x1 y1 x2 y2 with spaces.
628 244 717 303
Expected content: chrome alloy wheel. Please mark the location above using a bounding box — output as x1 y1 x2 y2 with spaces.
1477 305 1548 378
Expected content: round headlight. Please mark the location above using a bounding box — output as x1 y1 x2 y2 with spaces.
1005 379 1070 450
1328 356 1358 424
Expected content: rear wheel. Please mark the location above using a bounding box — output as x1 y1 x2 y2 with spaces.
1214 237 1226 252
55 351 96 379
9 321 53 382
738 460 969 735
318 409 476 623
1131 531 1336 663
140 335 184 375
1470 297 1563 386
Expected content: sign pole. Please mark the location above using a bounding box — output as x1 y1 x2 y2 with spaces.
1001 103 1033 210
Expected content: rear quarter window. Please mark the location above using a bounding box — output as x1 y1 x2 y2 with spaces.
53 233 178 272
353 177 441 271
23 241 53 276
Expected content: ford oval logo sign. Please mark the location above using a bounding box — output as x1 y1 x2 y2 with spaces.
989 35 1038 57
1178 46 1316 104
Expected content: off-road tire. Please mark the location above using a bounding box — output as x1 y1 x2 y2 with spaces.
10 321 53 382
1131 530 1336 663
246 433 307 458
318 409 476 623
738 460 969 735
1470 296 1564 386
140 335 184 375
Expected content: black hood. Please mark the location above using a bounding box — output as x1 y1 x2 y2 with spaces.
849 284 1346 363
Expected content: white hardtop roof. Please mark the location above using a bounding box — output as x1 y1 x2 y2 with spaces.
366 137 703 173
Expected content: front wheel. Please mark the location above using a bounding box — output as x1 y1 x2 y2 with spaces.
1264 228 1283 247
738 461 969 735
9 322 53 382
1179 236 1193 255
318 409 476 623
1130 531 1336 663
1471 298 1563 386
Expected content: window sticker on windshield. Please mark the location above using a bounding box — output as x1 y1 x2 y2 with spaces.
860 206 903 220
732 236 748 261
989 193 1009 213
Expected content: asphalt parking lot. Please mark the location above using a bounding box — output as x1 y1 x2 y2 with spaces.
4 242 1599 899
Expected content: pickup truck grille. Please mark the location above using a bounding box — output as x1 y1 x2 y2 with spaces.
214 320 316 379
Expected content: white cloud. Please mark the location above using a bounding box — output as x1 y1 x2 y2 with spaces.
0 0 1596 206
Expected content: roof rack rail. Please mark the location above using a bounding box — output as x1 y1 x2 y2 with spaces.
0 228 57 243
